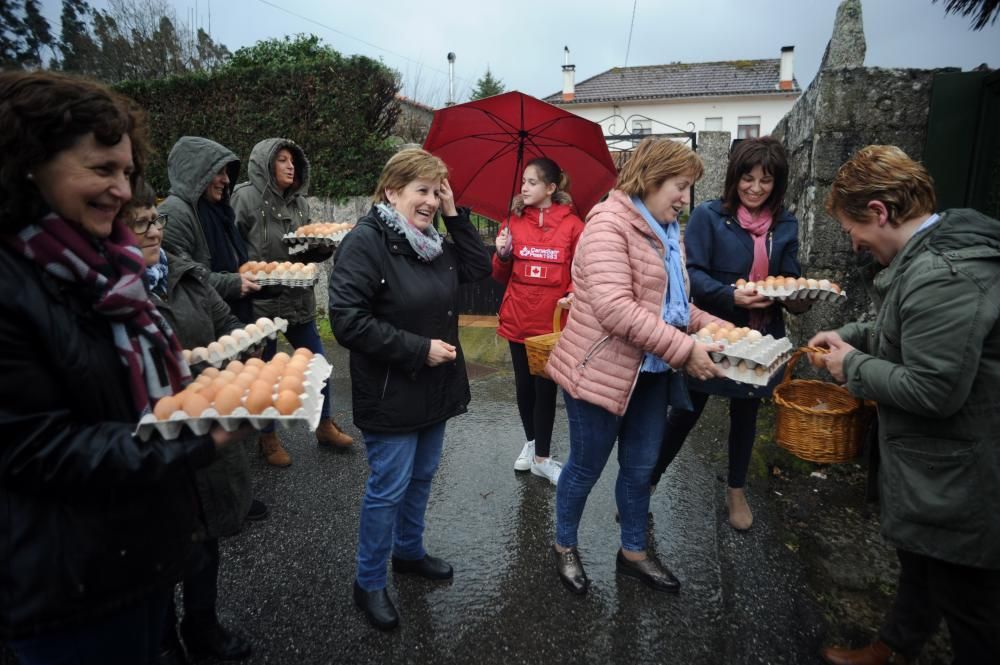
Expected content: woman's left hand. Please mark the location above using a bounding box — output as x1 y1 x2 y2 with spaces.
684 342 725 381
439 179 458 217
557 293 575 309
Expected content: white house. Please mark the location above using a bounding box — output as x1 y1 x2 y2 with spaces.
544 47 801 153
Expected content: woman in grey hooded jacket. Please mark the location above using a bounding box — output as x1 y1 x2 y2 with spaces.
231 137 353 467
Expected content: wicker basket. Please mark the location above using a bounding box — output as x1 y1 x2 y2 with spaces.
524 306 565 378
773 349 874 464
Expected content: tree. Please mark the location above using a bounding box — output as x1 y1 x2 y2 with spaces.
1 0 57 68
933 0 999 29
224 34 342 70
470 67 504 101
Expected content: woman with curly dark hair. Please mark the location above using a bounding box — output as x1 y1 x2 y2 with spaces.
0 70 249 665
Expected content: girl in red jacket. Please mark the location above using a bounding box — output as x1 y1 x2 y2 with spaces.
492 157 585 485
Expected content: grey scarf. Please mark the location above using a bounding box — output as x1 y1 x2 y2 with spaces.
375 202 444 262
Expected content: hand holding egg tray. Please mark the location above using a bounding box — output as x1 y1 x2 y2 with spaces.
239 261 320 287
136 349 332 441
735 276 847 303
282 222 353 255
182 317 289 369
693 323 795 386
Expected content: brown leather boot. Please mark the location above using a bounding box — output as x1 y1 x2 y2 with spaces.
821 640 909 665
726 486 754 530
316 418 353 448
259 431 291 467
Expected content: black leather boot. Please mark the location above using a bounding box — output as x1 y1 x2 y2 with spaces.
391 554 453 580
353 580 399 631
180 611 252 661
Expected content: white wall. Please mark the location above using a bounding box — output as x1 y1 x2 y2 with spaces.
557 94 799 146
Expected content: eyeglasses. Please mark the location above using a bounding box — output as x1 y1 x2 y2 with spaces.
130 213 168 235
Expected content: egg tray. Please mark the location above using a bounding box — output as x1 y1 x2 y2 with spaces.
186 317 289 369
693 333 794 386
134 356 332 441
246 271 319 288
743 285 847 303
282 231 350 255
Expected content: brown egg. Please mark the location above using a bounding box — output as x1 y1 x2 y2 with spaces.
195 383 218 403
829 282 842 293
271 351 291 365
277 375 304 395
249 378 274 394
257 366 282 385
796 277 808 288
153 395 182 420
727 329 743 344
181 392 211 417
200 367 220 379
287 355 309 371
194 373 214 386
245 357 265 368
735 278 747 288
226 360 245 374
706 322 720 333
213 384 244 415
217 370 237 383
274 390 301 415
233 372 255 388
292 347 314 359
245 386 273 414
265 261 279 273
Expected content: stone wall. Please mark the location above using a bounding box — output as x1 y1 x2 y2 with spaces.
695 130 731 205
771 65 947 345
305 195 370 317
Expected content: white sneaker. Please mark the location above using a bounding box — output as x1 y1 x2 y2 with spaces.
514 440 535 471
531 457 563 485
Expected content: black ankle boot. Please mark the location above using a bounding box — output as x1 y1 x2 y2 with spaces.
180 611 252 661
353 580 399 631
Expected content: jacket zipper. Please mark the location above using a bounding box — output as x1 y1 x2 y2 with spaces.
578 335 611 368
380 367 391 399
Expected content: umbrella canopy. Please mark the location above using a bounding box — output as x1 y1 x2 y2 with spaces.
423 91 617 224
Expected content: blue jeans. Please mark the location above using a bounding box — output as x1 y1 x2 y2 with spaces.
9 589 170 665
356 421 447 590
556 372 669 553
263 320 331 432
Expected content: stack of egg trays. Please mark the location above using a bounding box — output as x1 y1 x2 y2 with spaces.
134 354 332 441
282 230 351 255
754 283 847 303
696 333 795 386
246 268 319 288
187 317 288 371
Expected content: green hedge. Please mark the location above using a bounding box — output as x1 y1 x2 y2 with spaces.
116 57 401 199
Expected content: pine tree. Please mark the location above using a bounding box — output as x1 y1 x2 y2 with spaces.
57 0 97 74
470 67 505 101
20 0 53 67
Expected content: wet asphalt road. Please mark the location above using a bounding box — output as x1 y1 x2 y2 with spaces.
215 342 828 664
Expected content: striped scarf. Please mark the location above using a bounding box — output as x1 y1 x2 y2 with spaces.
7 213 190 416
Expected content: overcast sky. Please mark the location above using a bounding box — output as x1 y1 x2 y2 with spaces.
42 0 999 106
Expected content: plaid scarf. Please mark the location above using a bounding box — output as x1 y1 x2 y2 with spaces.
7 213 190 416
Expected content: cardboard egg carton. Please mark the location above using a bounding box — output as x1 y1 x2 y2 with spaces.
282 222 352 255
238 261 320 287
736 277 847 303
134 354 332 441
183 317 288 368
692 331 794 386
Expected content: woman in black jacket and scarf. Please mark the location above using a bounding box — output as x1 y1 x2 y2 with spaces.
0 70 248 665
329 148 491 631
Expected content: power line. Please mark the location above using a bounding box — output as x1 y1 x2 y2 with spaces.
623 0 638 68
253 0 473 88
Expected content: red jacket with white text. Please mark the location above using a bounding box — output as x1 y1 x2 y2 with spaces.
491 202 584 342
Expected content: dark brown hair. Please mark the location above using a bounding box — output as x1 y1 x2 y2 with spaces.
0 70 150 233
721 137 789 216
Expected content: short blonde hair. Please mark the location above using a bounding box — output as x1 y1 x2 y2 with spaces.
373 148 449 204
616 138 704 197
826 145 936 226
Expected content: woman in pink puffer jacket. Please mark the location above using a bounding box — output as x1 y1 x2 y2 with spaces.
546 138 729 596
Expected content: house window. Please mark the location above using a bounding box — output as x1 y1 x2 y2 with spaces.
632 118 652 136
705 117 723 131
737 116 761 139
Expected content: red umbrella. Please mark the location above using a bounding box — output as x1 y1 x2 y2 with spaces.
423 91 617 224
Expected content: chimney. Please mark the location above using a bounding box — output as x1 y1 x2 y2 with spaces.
779 46 794 90
562 46 575 102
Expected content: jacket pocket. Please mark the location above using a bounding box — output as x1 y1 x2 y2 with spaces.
510 243 567 288
882 435 983 533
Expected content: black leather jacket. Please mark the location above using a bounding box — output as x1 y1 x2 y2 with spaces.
329 207 491 432
0 245 216 639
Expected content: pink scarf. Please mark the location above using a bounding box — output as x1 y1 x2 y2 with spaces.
6 213 191 416
736 205 773 331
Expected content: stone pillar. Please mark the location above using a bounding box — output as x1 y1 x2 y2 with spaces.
695 130 731 206
305 195 371 318
770 0 952 345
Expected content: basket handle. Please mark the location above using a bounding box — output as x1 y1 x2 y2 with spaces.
552 303 567 334
781 346 831 385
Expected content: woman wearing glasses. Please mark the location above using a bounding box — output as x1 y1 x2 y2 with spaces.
124 179 255 664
